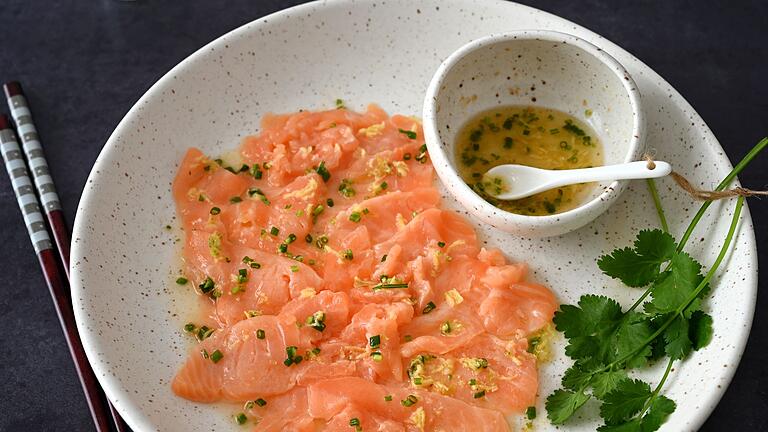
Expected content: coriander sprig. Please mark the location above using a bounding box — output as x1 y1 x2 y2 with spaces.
545 136 766 431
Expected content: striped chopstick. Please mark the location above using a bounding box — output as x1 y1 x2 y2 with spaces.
0 115 115 432
4 82 71 278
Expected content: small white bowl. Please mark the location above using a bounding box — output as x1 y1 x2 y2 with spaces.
423 30 645 237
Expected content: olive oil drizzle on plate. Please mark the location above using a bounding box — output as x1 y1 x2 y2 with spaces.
455 106 604 216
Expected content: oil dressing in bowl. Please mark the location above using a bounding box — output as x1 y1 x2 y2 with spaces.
455 106 603 215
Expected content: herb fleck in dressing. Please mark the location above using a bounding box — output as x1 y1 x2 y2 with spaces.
455 106 603 215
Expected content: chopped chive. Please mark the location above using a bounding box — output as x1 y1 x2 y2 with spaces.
234 413 247 425
380 181 388 191
270 226 279 236
349 418 361 427
198 194 205 201
437 241 445 248
255 398 267 407
236 268 248 283
210 207 221 215
305 311 326 332
398 128 417 139
342 249 354 260
256 329 265 339
503 137 514 149
230 196 243 203
369 335 381 348
200 349 209 359
210 349 224 363
199 276 215 294
381 254 388 262
401 395 418 407
422 301 436 314
335 98 345 109
404 335 413 342
183 323 195 332
176 277 188 285
286 233 297 244
231 285 244 294
290 265 299 273
278 243 288 254
370 351 383 362
473 390 486 399
311 204 325 219
305 234 313 243
403 153 412 161
372 282 409 291
315 161 331 182
311 347 321 355
326 198 335 207
349 212 362 222
196 326 214 341
526 336 541 353
526 406 537 420
384 395 393 402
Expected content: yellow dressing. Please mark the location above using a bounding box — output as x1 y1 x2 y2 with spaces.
455 106 603 215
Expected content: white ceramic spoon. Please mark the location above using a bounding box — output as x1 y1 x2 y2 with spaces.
485 160 672 200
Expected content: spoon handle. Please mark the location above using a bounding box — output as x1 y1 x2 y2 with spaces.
548 161 672 187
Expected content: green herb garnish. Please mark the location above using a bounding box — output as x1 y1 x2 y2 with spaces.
398 128 417 139
315 161 331 182
422 301 436 314
545 137 768 431
210 349 224 363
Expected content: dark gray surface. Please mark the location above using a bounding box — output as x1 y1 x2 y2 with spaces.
0 1 764 431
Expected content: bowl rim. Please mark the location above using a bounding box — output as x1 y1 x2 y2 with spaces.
422 29 645 232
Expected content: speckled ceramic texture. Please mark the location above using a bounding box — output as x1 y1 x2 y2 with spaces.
423 31 644 237
70 1 756 431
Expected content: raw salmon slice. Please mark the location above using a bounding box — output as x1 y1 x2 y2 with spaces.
171 105 558 428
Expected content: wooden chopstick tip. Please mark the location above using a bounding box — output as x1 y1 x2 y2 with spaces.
3 81 23 98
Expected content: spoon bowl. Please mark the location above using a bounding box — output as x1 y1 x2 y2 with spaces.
486 161 672 201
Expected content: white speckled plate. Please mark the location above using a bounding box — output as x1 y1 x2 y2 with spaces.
71 1 757 431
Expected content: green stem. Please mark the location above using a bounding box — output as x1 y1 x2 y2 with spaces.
677 137 767 251
647 178 669 233
626 179 668 313
640 355 675 414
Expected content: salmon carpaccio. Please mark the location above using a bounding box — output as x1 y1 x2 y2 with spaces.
171 104 558 431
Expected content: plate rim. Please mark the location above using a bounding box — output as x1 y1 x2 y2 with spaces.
71 0 758 430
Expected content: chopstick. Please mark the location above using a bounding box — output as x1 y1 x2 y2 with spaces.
0 115 113 431
1 87 129 432
4 82 71 276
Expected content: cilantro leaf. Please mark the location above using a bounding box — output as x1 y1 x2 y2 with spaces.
645 252 704 316
689 311 713 350
554 295 624 338
634 230 676 263
598 230 675 287
546 389 591 424
591 370 629 399
662 315 692 360
640 396 676 432
555 295 627 365
597 420 642 432
614 313 654 368
562 365 593 390
599 379 652 425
